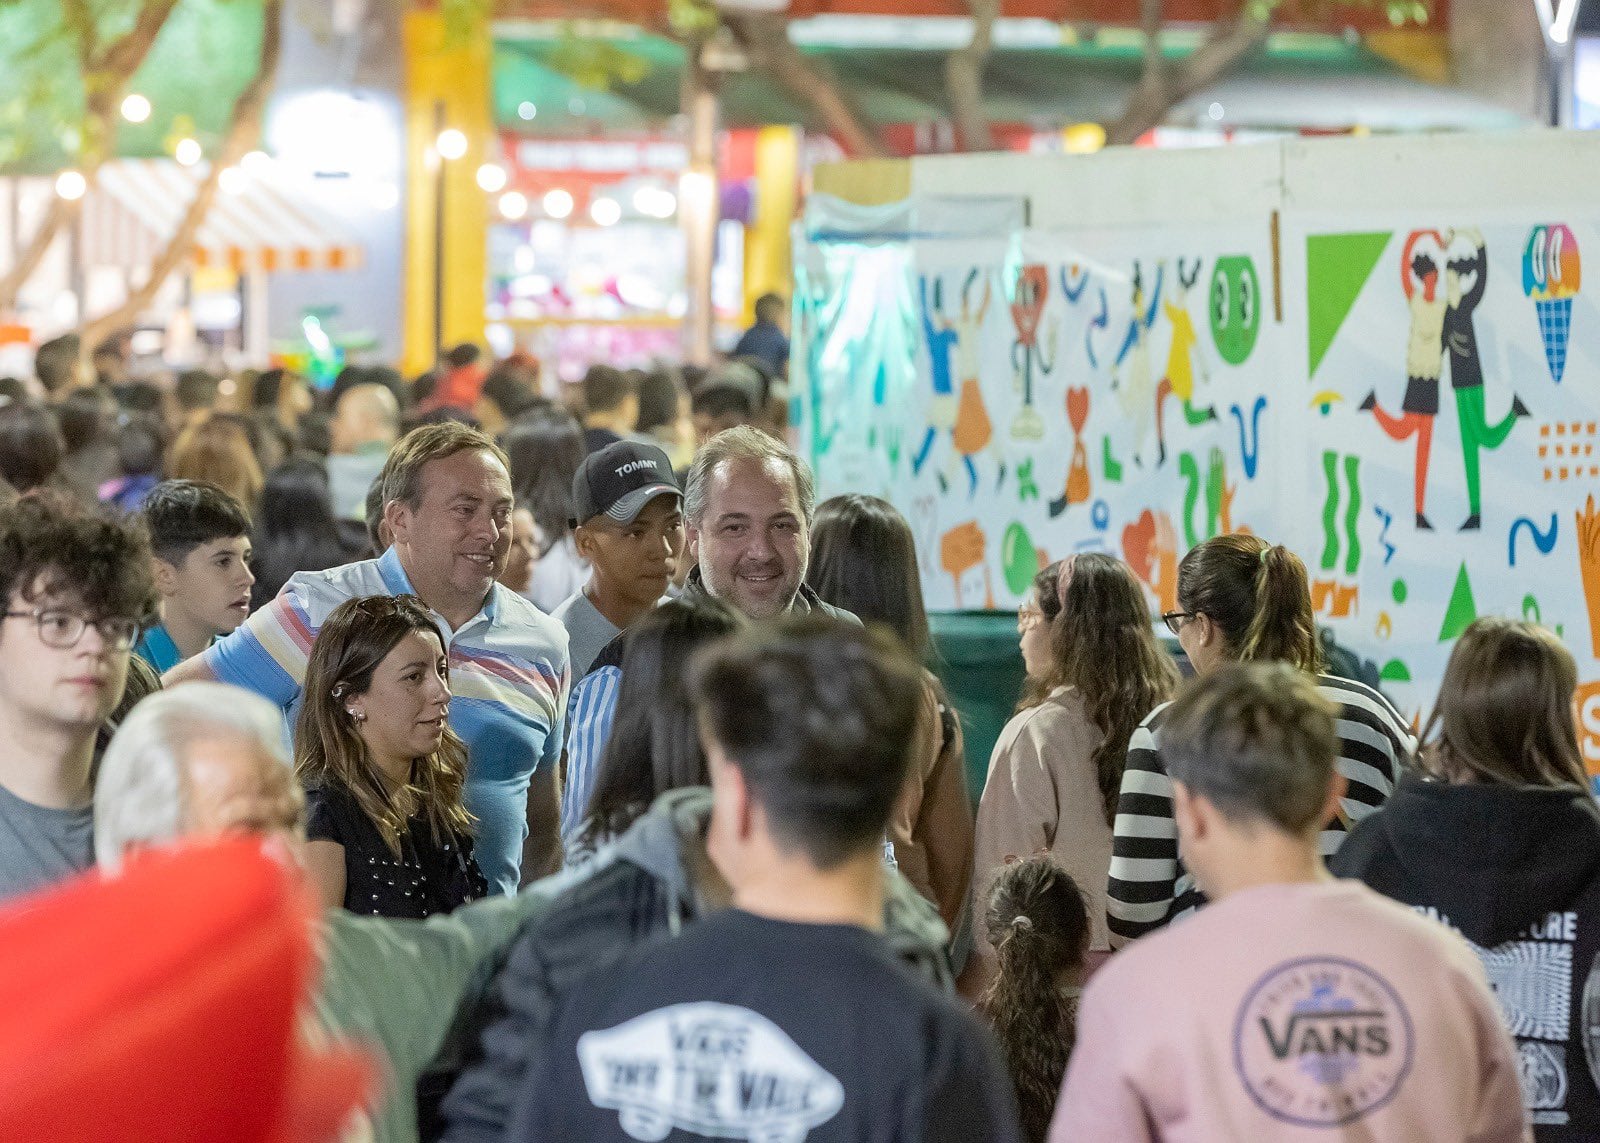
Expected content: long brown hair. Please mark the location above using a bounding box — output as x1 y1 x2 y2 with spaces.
1029 554 1181 824
1423 617 1587 789
294 594 473 855
168 416 264 512
980 857 1089 1143
1176 533 1323 673
807 494 930 658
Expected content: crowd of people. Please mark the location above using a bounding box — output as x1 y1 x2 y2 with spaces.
0 321 1588 1142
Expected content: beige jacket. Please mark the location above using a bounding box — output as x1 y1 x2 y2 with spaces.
968 686 1112 991
888 672 974 930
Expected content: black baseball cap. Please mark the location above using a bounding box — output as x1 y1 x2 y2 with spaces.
570 440 682 527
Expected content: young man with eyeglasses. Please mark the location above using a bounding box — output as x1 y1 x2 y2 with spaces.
0 493 152 901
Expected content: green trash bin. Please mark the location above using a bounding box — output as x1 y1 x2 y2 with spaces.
927 611 1027 807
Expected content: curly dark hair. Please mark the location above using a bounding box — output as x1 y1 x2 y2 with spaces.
980 857 1090 1143
0 491 155 623
1025 554 1181 825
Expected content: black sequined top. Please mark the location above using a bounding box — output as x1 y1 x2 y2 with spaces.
305 784 489 919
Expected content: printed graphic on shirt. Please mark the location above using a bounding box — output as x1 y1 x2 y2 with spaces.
1421 906 1577 1127
1232 956 1415 1129
576 1002 846 1143
1466 937 1573 1042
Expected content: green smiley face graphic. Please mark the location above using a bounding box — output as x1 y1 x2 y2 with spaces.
1210 255 1261 366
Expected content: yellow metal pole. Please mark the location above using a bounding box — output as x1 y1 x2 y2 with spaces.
401 7 491 377
742 125 799 324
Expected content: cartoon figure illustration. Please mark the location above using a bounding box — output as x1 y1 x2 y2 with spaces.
1112 261 1164 466
1009 264 1056 440
1445 229 1528 531
1048 387 1091 518
1060 263 1114 371
914 271 1001 496
1210 255 1262 366
1360 230 1448 531
1155 257 1218 466
1523 223 1582 384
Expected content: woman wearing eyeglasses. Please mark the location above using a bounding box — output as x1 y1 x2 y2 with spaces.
1105 534 1413 946
965 554 1178 996
294 593 488 918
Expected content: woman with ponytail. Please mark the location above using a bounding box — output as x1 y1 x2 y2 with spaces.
979 857 1090 1143
1106 533 1413 944
967 554 1177 993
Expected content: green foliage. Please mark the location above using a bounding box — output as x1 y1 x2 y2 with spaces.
546 24 654 91
0 0 262 173
1243 0 1432 24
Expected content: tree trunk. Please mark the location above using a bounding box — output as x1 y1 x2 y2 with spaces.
1105 2 1272 146
945 0 1000 151
727 12 891 160
81 0 283 346
0 0 181 314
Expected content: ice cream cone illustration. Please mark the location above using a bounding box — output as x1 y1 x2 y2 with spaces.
1523 224 1582 385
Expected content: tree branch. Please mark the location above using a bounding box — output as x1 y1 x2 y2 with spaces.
0 0 182 314
81 0 283 347
944 0 999 151
1106 4 1272 146
726 12 890 160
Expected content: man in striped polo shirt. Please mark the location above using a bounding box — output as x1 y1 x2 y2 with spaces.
165 423 569 894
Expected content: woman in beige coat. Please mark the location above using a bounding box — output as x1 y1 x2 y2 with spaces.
964 554 1178 994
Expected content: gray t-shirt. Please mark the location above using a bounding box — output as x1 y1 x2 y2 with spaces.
0 781 94 902
552 590 622 682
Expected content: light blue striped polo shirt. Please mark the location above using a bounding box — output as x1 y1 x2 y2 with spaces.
200 546 570 894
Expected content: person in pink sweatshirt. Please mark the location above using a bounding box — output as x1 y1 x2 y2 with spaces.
1051 661 1529 1143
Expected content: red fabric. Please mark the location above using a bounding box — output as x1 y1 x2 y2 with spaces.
0 840 372 1143
421 362 488 413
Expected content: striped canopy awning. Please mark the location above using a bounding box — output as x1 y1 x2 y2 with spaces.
83 159 363 275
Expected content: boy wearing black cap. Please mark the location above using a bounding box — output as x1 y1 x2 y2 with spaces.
552 440 685 679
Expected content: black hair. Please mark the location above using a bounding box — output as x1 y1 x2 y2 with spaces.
581 364 634 414
175 370 221 412
114 411 166 478
635 369 683 435
250 458 360 608
807 494 929 658
690 617 923 869
980 857 1089 1143
364 474 386 555
253 367 289 409
480 368 543 423
577 596 742 850
444 343 482 370
55 387 115 453
139 479 252 566
754 292 785 325
0 377 26 403
34 334 80 394
500 407 584 551
114 380 165 416
690 382 755 422
0 491 153 623
0 400 66 492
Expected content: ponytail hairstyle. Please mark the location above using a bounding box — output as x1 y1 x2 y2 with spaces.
1422 617 1588 790
980 858 1091 1143
1176 534 1323 673
1046 553 1181 824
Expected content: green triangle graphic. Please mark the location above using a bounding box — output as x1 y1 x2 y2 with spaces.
1438 562 1478 642
1306 231 1392 377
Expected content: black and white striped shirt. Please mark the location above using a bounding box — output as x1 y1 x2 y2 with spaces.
1106 673 1415 944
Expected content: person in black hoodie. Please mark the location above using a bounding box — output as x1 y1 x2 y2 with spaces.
1331 616 1600 1141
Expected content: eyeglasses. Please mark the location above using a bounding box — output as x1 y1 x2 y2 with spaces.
3 609 141 651
1161 610 1196 637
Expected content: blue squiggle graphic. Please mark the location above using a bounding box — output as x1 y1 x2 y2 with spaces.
1229 396 1267 479
1373 505 1396 566
1508 514 1560 567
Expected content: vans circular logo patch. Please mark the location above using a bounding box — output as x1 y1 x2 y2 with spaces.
1232 956 1415 1128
